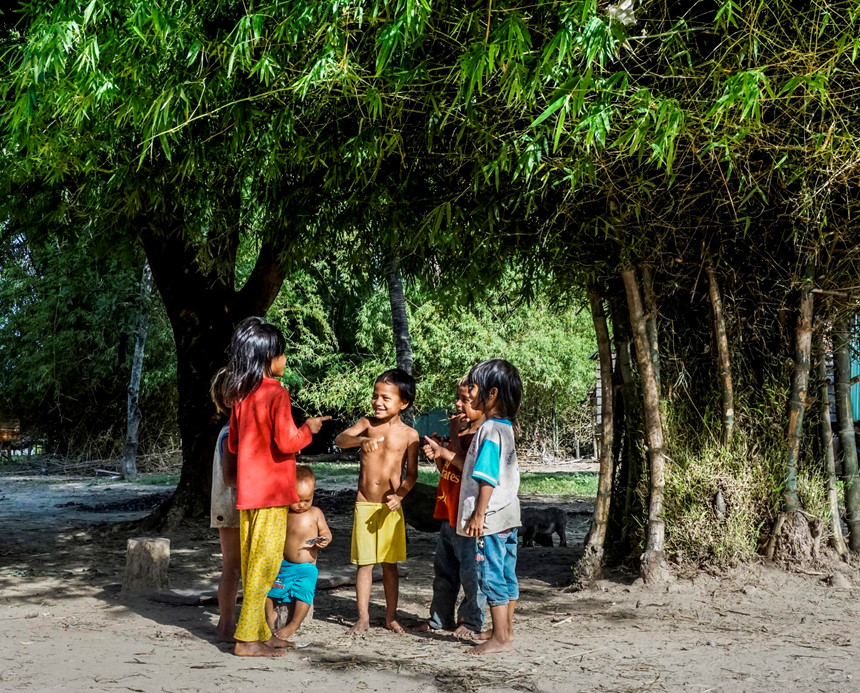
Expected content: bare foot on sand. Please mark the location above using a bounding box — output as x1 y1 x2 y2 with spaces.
234 641 288 657
385 619 406 634
348 617 370 635
265 635 295 649
453 625 487 640
410 622 433 633
467 636 512 655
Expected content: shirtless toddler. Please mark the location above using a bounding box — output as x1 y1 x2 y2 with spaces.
265 466 332 644
334 369 419 635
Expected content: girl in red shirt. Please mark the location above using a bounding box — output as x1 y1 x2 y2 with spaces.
212 317 329 657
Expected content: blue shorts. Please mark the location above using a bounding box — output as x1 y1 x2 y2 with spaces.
267 560 318 606
476 529 519 607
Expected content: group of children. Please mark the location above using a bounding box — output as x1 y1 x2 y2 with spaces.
210 316 523 658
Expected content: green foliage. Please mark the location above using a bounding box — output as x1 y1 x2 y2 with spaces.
0 233 177 457
290 271 596 453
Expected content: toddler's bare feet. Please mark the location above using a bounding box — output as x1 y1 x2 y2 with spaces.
467 636 512 655
348 617 370 635
410 622 432 633
234 641 288 657
385 619 406 634
265 634 295 649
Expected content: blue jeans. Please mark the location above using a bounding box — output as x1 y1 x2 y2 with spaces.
428 523 486 631
476 529 519 607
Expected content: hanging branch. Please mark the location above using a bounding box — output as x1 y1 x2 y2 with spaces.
784 266 813 513
704 252 734 446
816 328 848 557
621 266 670 583
575 287 614 584
834 312 860 552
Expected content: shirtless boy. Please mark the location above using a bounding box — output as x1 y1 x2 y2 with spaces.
264 466 332 644
334 369 419 635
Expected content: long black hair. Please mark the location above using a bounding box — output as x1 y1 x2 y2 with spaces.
466 359 523 422
211 317 286 412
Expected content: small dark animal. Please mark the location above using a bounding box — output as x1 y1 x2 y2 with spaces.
521 507 567 547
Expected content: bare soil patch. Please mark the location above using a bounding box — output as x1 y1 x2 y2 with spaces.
1 475 859 692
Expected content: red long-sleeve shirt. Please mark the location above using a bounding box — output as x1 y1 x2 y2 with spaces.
228 378 312 510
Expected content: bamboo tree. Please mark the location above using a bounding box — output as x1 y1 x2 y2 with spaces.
704 252 734 446
121 261 153 480
834 312 860 552
621 266 670 582
817 329 848 557
575 287 614 583
784 268 813 513
641 266 660 392
608 291 641 549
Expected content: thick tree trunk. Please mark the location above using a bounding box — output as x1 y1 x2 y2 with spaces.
704 252 734 446
834 313 860 551
817 330 848 557
122 261 153 480
621 266 670 583
386 253 413 375
640 266 660 392
139 227 286 527
574 288 614 584
784 268 813 513
386 252 414 427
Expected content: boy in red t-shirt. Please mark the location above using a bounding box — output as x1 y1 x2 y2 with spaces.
414 378 487 639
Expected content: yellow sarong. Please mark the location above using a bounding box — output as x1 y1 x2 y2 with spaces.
350 502 406 565
234 506 287 642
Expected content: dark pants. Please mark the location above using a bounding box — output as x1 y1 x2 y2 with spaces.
428 522 486 632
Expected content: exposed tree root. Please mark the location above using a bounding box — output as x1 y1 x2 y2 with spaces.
767 511 821 567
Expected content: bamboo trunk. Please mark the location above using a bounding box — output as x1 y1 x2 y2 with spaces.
817 330 848 557
608 292 639 548
784 269 813 513
574 288 614 584
621 266 670 583
641 266 660 391
704 253 734 446
834 313 860 551
122 261 153 480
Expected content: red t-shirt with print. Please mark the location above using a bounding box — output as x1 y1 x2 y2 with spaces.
433 432 475 526
228 378 312 510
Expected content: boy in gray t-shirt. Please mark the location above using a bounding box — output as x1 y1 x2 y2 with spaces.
424 359 523 656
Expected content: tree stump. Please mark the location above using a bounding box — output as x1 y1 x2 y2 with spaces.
122 537 170 596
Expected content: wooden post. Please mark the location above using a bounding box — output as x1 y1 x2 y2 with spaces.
122 537 170 595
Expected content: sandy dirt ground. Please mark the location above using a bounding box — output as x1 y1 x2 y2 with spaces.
1 474 859 693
